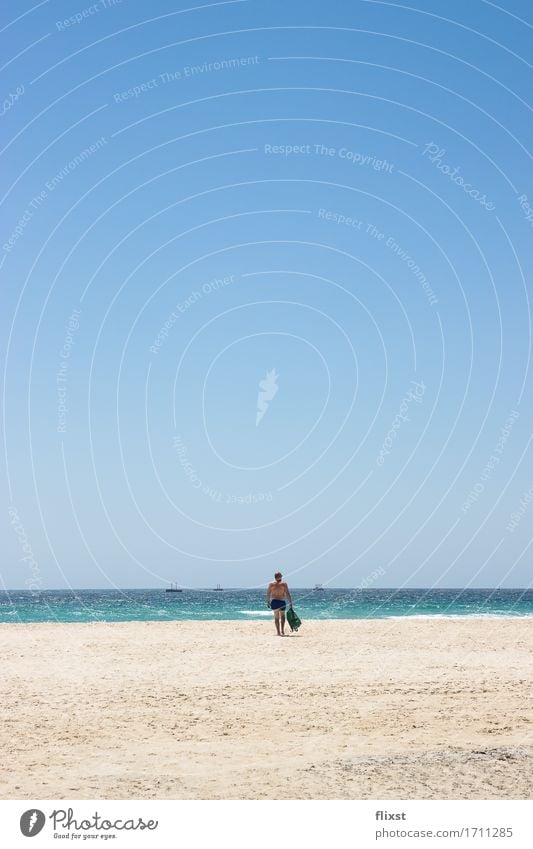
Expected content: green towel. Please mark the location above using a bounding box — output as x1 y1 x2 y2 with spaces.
286 606 302 632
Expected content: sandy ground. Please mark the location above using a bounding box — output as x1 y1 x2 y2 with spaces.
1 618 532 799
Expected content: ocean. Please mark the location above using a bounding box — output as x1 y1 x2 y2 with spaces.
0 588 532 623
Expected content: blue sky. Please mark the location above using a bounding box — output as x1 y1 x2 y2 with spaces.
2 0 533 589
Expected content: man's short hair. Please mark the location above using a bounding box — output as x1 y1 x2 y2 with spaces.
274 571 282 579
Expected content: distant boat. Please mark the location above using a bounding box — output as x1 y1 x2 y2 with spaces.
214 583 224 591
313 583 325 591
165 583 183 593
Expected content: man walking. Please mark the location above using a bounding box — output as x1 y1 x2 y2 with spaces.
266 571 292 636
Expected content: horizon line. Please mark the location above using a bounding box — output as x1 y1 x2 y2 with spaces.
1 586 529 592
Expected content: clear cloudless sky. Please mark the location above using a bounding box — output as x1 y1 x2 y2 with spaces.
1 0 533 589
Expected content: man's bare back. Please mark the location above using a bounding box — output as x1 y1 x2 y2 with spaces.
268 580 290 600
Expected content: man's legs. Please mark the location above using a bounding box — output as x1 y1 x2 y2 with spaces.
280 609 286 635
274 610 281 635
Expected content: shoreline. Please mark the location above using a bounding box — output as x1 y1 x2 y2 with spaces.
2 619 532 799
2 612 533 624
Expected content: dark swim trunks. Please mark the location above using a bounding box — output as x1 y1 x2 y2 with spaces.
270 599 286 611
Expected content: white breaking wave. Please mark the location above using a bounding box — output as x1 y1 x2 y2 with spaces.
240 610 272 616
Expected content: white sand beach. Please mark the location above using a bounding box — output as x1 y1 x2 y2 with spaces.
1 618 532 799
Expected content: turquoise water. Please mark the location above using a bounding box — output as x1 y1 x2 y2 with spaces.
0 588 532 623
